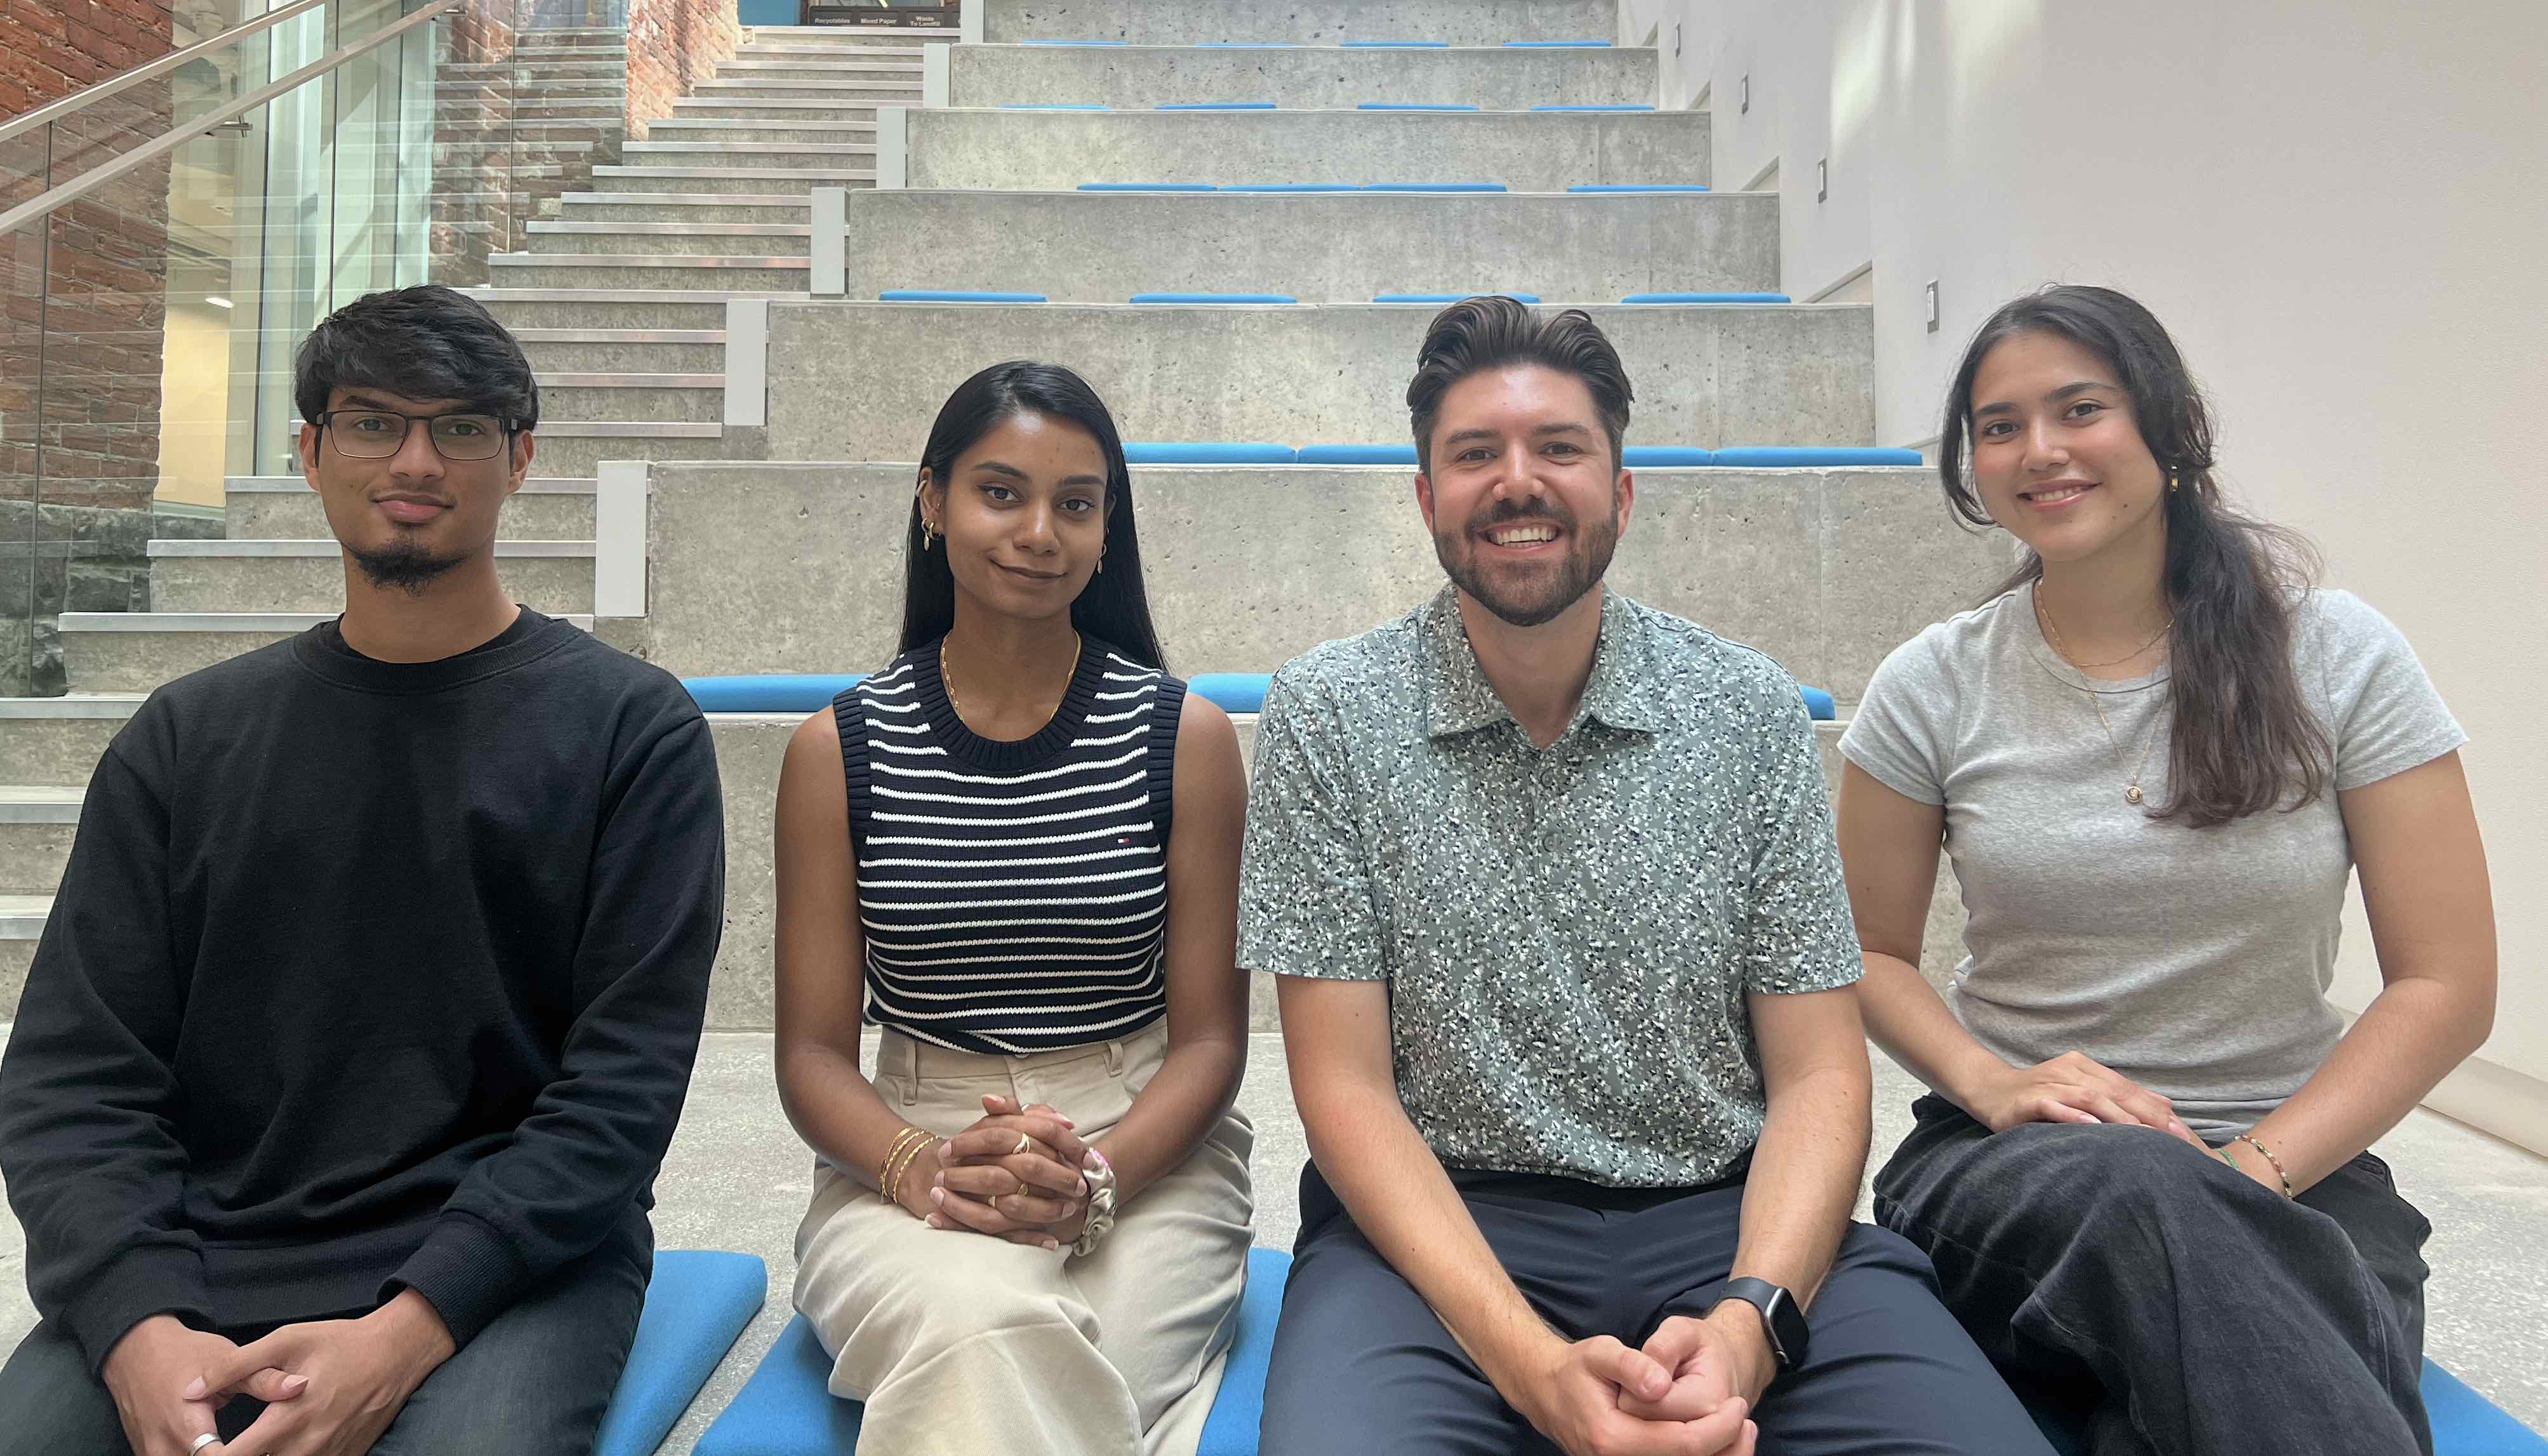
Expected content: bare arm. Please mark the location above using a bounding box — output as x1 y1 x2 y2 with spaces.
2228 753 2495 1193
1073 692 1249 1203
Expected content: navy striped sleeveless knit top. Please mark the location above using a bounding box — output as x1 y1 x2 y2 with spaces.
836 636 1184 1054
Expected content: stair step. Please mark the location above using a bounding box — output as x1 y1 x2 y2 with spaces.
692 79 919 95
147 541 599 615
0 698 145 789
465 287 795 329
486 254 812 290
524 221 814 257
223 475 601 539
0 786 83 823
59 612 596 694
556 194 809 222
0 894 52 937
583 167 877 193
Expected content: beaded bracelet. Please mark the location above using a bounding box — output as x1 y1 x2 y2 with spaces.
2233 1133 2296 1199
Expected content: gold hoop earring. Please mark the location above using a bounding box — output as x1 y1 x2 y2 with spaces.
920 521 938 549
2167 472 2182 494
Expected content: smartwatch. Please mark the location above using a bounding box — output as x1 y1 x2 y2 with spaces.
1711 1276 1808 1372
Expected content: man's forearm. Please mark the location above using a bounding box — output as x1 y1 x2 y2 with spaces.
1730 1061 1871 1306
1301 1082 1562 1394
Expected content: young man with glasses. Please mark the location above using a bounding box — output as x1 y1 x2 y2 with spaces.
0 286 726 1455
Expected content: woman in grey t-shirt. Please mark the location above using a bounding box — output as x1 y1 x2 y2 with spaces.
1836 285 2496 1454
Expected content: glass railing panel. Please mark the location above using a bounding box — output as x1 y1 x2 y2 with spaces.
0 222 43 698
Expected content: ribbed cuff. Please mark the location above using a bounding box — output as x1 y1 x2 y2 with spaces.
383 1214 528 1349
69 1248 211 1376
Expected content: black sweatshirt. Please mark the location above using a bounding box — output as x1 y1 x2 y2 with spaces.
0 609 725 1370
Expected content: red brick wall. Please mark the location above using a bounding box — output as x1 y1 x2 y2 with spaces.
625 0 736 142
0 0 178 692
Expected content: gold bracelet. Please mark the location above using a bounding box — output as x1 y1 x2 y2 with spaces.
2233 1133 2295 1199
884 1132 931 1205
877 1127 929 1199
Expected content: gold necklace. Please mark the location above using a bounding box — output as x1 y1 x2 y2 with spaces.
2034 586 2167 807
941 633 1080 731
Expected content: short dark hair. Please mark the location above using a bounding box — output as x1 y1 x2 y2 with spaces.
294 284 540 433
1405 295 1633 472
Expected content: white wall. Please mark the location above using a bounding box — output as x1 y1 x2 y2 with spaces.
1620 0 2548 1148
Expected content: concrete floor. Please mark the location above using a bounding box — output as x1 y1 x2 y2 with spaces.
2 1031 2543 1446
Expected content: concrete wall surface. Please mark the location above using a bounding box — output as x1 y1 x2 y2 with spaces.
766 301 1875 459
1610 0 2548 1148
840 189 1778 302
905 107 1709 192
948 41 1657 110
981 0 1618 47
633 462 2005 692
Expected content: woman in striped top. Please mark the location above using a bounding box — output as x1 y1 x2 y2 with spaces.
772 361 1255 1455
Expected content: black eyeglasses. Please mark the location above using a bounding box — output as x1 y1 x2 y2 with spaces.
316 408 516 461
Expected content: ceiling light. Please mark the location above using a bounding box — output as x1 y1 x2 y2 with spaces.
203 295 233 308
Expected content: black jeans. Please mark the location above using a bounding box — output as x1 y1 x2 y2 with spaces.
1257 1161 2057 1455
0 1241 647 1456
1874 1095 2434 1456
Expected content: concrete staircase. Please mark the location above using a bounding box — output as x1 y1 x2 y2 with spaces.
431 26 632 286
0 4 1996 1026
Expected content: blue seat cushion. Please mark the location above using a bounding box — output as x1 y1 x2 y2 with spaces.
1188 674 1271 715
686 673 1270 715
1620 291 1792 303
1800 685 1837 722
2021 1361 2546 1455
1124 441 1297 464
1130 292 1299 304
878 289 1048 303
592 1250 767 1456
1373 293 1542 304
697 1247 1295 1456
1296 443 1417 465
1711 445 1925 468
1621 446 1714 467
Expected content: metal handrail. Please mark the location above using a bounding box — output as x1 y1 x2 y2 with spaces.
0 0 339 149
0 0 465 239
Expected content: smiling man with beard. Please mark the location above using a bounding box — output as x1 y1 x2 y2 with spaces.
0 286 724 1456
1240 297 2053 1456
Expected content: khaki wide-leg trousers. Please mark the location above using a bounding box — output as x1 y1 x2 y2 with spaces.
793 1021 1255 1456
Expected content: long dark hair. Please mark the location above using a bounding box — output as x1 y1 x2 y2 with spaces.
1939 285 2329 828
898 360 1168 670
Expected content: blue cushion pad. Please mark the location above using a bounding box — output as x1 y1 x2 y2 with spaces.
1123 441 1297 464
1711 446 1925 468
696 1248 1294 1456
2027 1361 2545 1455
592 1250 767 1456
1295 443 1417 465
688 674 1269 715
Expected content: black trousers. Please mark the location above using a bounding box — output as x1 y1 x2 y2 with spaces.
0 1241 647 1456
1257 1161 2057 1455
1874 1095 2434 1456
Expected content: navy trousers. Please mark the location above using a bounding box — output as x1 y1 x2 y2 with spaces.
1257 1161 2057 1455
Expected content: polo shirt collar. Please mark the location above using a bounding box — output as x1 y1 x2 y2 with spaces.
1420 585 1668 740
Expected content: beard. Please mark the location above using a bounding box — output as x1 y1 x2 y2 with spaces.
348 536 466 595
1434 491 1621 628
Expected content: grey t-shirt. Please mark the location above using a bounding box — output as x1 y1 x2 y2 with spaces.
1840 587 2465 1134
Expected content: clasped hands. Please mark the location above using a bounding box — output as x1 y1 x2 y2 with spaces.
100 1288 453 1456
892 1092 1101 1251
1520 1302 1768 1456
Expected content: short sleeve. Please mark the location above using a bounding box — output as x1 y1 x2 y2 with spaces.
1236 672 1388 981
1737 675 1864 996
2310 591 2467 791
1838 630 1952 806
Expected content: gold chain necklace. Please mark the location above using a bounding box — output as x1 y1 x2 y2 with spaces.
2034 586 2168 807
941 633 1080 731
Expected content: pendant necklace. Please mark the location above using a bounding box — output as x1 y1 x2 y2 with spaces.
2034 585 2170 807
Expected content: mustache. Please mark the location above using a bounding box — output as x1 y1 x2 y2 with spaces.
1470 498 1572 531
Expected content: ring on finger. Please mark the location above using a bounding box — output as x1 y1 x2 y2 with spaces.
191 1436 222 1455
1013 1132 1032 1155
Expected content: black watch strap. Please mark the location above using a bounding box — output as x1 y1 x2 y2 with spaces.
1713 1276 1808 1371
